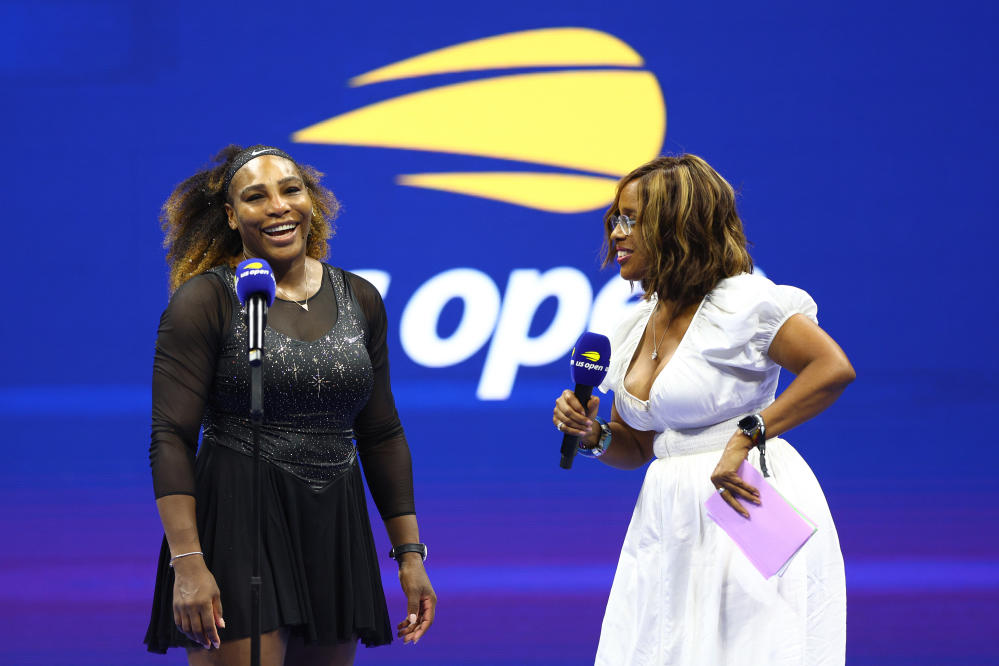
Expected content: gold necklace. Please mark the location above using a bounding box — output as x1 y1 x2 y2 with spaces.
649 302 672 360
277 262 312 311
243 252 312 311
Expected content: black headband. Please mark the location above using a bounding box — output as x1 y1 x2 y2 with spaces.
222 145 296 198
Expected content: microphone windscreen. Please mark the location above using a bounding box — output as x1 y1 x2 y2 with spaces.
569 332 612 387
235 258 277 307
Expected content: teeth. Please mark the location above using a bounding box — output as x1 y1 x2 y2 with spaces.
265 223 296 234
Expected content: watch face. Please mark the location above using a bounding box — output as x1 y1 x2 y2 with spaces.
738 415 759 432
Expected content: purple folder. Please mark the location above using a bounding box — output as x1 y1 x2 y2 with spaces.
704 460 817 578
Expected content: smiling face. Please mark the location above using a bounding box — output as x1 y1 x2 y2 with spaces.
609 179 650 282
224 155 313 268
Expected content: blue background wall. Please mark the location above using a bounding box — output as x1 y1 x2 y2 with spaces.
1 1 997 664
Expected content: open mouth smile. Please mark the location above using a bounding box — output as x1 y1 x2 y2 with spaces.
263 222 298 239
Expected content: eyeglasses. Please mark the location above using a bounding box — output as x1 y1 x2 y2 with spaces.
610 213 637 236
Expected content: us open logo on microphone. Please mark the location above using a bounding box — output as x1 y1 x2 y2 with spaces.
236 266 275 284
571 349 607 374
237 262 272 280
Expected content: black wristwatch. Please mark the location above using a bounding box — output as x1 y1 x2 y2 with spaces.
389 543 428 562
737 413 766 446
738 413 770 478
578 416 612 458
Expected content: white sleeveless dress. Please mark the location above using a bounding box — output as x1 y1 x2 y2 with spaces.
594 272 845 665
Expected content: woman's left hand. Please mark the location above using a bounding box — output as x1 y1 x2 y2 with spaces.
710 434 762 518
396 556 436 644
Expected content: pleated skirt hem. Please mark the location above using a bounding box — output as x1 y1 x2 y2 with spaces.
144 441 392 654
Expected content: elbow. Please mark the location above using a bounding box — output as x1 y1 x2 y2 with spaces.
831 357 856 389
805 353 855 392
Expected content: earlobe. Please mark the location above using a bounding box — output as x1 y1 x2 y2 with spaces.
224 204 238 231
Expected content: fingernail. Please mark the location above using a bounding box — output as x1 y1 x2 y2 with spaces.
220 618 226 628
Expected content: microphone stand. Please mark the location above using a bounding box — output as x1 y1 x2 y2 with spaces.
247 299 266 666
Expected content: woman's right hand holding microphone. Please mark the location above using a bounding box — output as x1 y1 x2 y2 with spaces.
553 389 601 448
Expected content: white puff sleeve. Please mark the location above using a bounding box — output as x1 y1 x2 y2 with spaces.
699 273 818 372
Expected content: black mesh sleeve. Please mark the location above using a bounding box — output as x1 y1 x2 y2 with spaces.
346 272 416 520
149 273 230 498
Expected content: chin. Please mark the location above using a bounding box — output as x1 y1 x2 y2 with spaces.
619 266 645 282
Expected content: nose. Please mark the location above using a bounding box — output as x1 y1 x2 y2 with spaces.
265 192 291 217
609 221 627 241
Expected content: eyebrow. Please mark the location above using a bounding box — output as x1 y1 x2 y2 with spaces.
239 176 304 196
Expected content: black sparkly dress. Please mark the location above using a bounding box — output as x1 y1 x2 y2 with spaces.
144 264 413 653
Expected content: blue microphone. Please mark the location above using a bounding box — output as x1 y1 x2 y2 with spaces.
561 332 612 469
235 258 277 367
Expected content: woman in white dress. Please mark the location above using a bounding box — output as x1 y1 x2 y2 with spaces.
553 155 853 665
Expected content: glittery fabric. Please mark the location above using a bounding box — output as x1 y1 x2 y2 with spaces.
202 264 373 491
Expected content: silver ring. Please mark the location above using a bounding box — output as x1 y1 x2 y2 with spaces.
557 421 565 432
717 487 728 494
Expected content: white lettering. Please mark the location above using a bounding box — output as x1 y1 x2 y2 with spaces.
371 264 764 402
238 269 273 278
477 267 592 400
399 268 500 368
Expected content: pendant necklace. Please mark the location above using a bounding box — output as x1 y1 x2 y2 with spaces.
243 251 312 311
649 302 672 360
277 262 313 311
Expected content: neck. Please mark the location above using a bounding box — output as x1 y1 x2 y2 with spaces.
654 296 678 318
273 258 308 289
241 250 309 289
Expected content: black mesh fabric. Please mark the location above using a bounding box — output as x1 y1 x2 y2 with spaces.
148 265 415 520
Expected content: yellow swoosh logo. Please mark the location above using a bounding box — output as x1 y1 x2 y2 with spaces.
293 28 665 212
348 27 644 86
396 172 618 214
243 262 264 270
580 351 601 362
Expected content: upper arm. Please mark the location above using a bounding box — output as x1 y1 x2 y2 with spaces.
150 273 229 497
346 271 403 444
767 313 854 379
153 276 228 402
345 272 388 366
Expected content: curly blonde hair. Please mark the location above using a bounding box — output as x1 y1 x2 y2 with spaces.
160 145 340 292
602 154 753 311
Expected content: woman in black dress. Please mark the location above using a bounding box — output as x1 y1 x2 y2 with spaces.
144 145 436 665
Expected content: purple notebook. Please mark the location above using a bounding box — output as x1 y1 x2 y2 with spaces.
704 461 817 578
